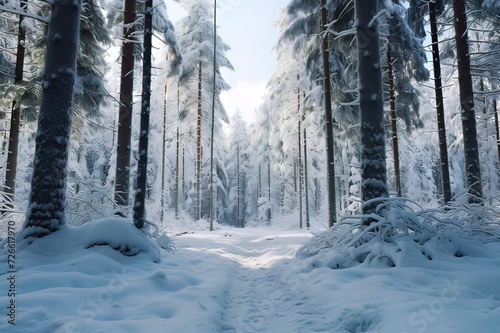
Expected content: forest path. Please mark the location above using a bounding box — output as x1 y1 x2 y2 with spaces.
172 227 316 332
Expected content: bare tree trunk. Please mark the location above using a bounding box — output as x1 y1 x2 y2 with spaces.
24 0 82 237
452 0 482 202
160 85 168 225
267 161 271 223
429 0 452 204
4 0 27 209
133 0 153 230
237 144 241 227
494 100 500 162
114 0 137 207
320 0 337 227
175 125 180 220
303 124 310 229
355 0 389 219
297 78 303 229
209 0 217 231
196 61 202 221
387 48 401 197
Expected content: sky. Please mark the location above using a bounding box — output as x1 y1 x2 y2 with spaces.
166 0 290 124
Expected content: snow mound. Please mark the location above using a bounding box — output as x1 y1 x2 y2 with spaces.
17 217 162 262
297 199 492 269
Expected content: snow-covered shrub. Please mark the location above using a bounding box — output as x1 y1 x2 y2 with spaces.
296 198 499 269
14 217 174 263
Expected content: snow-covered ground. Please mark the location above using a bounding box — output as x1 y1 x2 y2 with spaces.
1 216 500 333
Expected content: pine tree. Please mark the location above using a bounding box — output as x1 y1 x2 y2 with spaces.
176 0 232 221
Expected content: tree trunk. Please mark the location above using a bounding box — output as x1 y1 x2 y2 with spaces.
267 161 271 223
196 61 202 220
182 145 185 211
114 0 137 207
429 0 452 205
175 124 180 220
452 0 482 202
387 48 401 197
209 0 217 231
176 84 182 218
133 0 153 230
24 0 82 237
303 122 310 229
160 84 168 225
320 0 337 227
237 144 241 227
297 79 303 229
4 0 27 208
494 99 500 162
355 0 389 219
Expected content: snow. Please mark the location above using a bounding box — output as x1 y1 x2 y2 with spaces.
1 216 500 332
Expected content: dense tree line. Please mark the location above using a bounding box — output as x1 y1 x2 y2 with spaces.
1 0 500 239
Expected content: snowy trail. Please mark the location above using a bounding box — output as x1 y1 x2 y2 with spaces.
3 221 500 333
172 228 315 332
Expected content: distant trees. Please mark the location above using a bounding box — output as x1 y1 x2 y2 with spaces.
226 112 250 227
408 0 452 205
1 0 499 233
175 0 233 221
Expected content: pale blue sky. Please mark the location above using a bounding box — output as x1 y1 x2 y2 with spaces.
167 0 290 123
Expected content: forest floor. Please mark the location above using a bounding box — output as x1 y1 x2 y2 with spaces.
1 215 500 332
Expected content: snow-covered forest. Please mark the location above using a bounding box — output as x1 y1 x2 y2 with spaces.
1 0 500 332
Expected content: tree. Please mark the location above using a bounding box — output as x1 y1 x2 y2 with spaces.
226 111 250 228
23 0 82 238
3 0 27 207
320 0 337 227
355 0 389 218
132 0 153 230
176 0 232 221
408 0 452 204
114 0 137 207
452 0 482 202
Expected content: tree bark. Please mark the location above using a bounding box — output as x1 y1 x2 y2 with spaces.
429 0 452 204
387 48 401 197
320 0 337 227
297 77 303 229
4 0 27 208
355 0 389 219
133 0 153 230
196 61 202 220
494 99 500 163
209 0 217 231
24 0 82 237
452 0 482 202
114 0 137 207
303 121 310 229
161 85 168 225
